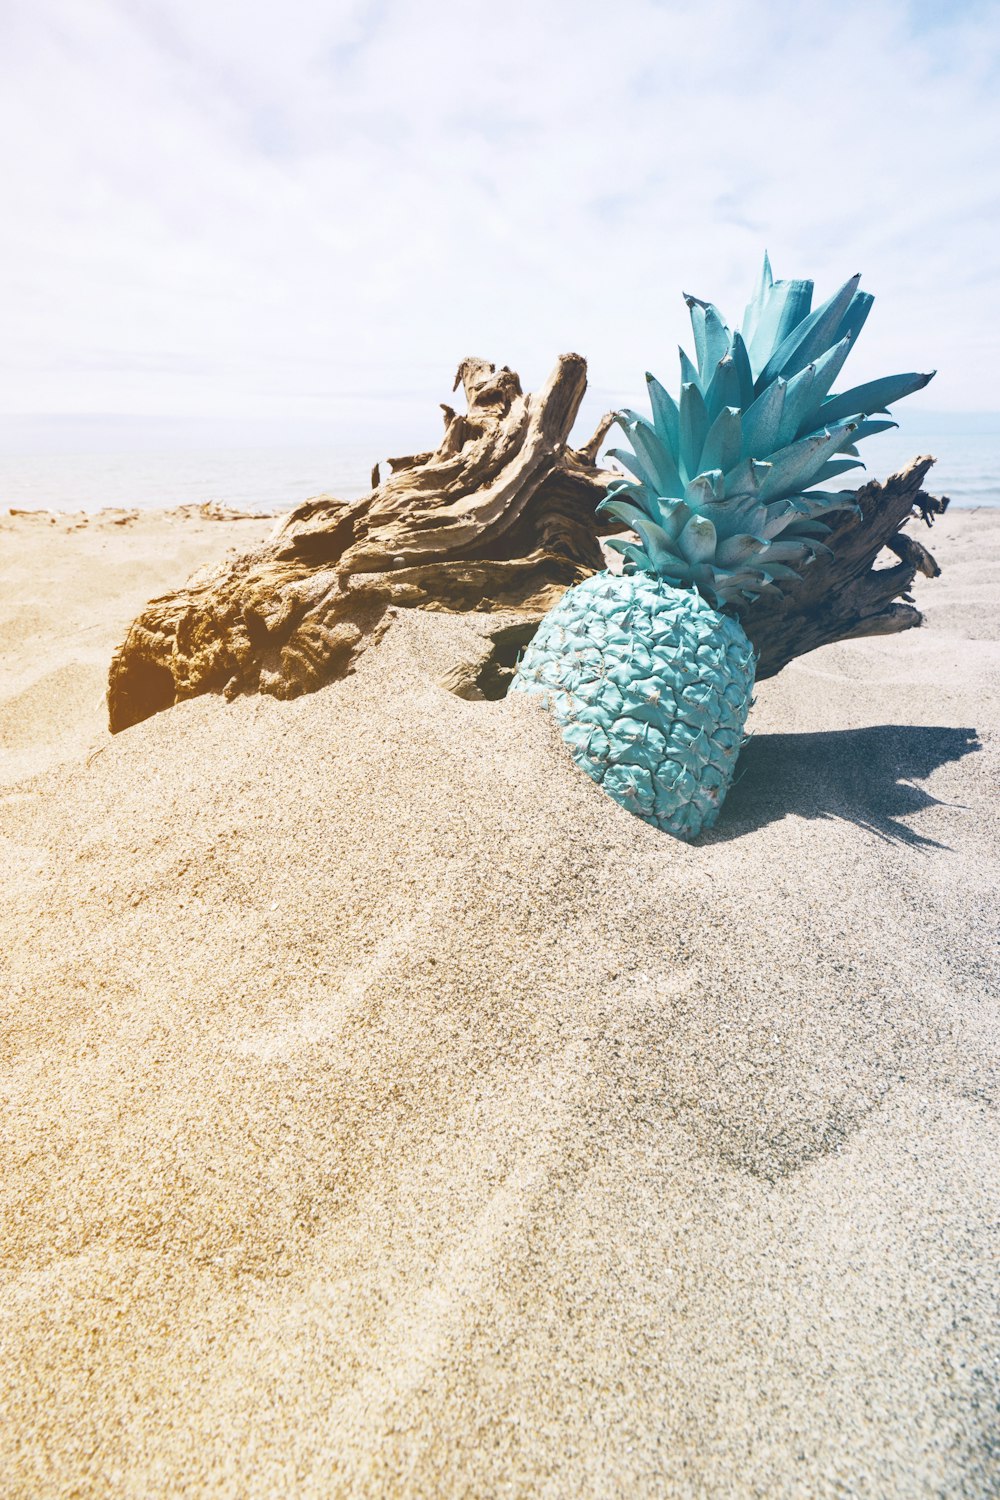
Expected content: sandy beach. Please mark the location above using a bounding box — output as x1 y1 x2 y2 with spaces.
1 504 997 1497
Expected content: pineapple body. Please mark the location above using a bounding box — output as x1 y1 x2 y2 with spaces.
509 571 755 839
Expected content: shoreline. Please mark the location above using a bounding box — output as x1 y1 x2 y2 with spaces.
1 500 289 526
2 496 998 522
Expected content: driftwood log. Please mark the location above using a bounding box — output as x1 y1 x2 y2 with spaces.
107 354 947 733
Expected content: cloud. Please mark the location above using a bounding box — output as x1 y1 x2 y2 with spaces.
0 0 996 452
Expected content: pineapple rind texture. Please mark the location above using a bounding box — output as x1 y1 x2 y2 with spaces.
509 571 755 840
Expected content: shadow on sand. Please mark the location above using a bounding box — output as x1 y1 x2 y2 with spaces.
708 724 980 847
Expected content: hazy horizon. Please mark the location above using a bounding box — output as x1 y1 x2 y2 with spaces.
1 406 995 514
1 0 998 439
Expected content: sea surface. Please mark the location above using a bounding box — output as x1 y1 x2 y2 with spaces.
0 415 996 514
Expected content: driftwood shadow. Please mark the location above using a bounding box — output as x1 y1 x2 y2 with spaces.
708 724 980 847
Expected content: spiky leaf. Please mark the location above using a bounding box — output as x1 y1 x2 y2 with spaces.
818 371 934 427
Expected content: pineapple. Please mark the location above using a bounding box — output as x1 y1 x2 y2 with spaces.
508 256 933 839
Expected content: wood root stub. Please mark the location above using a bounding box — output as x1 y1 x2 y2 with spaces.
738 457 948 680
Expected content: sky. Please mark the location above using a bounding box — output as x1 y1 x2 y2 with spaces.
1 0 998 455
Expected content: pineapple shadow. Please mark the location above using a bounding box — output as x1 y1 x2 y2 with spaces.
707 724 980 848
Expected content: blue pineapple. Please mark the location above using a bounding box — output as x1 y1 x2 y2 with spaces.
509 257 934 839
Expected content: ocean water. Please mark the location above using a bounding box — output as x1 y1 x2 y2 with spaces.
0 415 995 514
854 419 999 511
0 442 381 515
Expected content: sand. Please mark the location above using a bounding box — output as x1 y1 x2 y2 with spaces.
0 505 997 1498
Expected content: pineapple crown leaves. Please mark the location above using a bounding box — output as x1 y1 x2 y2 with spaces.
599 253 935 606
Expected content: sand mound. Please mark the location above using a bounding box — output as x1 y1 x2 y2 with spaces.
0 509 997 1497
